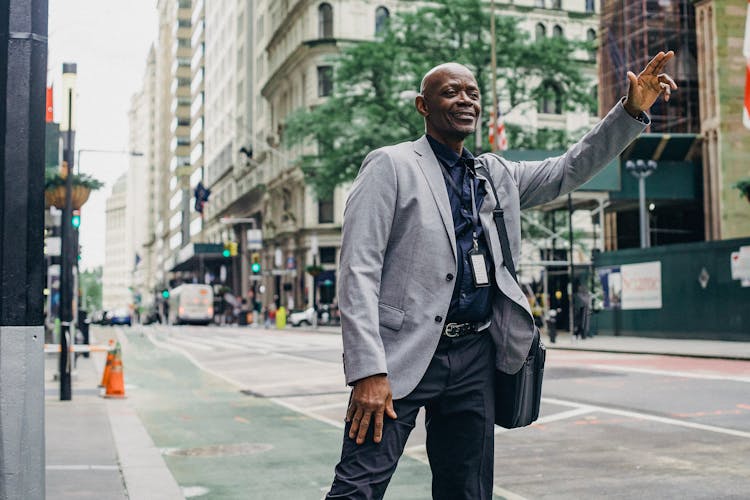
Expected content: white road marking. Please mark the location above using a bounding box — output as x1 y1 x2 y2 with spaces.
584 363 750 383
542 397 750 439
46 465 119 471
492 407 594 435
305 401 349 412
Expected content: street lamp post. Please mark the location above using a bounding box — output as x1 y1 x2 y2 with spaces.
76 148 144 175
625 159 658 248
59 63 77 401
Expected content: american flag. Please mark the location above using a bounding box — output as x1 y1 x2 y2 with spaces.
745 0 750 129
488 106 508 151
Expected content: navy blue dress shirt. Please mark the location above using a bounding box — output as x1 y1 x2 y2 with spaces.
426 135 495 324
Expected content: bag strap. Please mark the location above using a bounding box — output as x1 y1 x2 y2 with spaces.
477 156 518 284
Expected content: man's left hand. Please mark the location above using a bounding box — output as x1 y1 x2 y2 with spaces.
623 50 678 117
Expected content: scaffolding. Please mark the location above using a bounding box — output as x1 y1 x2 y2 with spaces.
599 0 699 133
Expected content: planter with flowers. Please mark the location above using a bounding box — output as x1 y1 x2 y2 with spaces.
44 170 104 210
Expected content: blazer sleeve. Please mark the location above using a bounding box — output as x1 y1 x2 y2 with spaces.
511 99 649 209
338 148 397 385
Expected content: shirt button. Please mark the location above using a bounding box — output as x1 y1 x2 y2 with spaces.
446 273 454 281
434 315 443 323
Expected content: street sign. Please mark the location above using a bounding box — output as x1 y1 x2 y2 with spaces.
46 236 61 256
730 247 750 285
247 229 263 250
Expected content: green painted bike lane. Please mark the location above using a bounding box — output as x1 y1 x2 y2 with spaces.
121 329 433 499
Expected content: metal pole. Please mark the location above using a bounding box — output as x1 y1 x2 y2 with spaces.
638 176 649 248
0 1 48 495
59 87 74 401
567 194 575 336
490 0 498 153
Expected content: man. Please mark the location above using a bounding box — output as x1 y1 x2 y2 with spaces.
328 52 677 499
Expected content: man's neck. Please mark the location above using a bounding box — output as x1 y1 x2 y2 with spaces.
426 131 464 155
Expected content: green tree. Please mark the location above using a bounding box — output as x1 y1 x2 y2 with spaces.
79 266 102 311
284 0 594 197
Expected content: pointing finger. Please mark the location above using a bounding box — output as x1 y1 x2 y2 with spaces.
641 51 665 76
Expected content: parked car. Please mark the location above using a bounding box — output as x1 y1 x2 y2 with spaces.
108 308 132 326
288 307 314 327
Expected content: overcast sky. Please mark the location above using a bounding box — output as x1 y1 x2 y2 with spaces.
48 0 158 271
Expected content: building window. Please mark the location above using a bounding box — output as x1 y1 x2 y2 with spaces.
320 247 336 264
535 23 546 40
535 0 545 7
318 197 334 223
375 6 390 34
318 3 333 38
551 0 561 8
587 29 597 61
538 82 563 114
553 25 564 38
586 0 595 13
317 66 333 97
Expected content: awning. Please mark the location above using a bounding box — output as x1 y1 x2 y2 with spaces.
170 243 227 272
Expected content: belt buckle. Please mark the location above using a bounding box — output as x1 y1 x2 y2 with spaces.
444 323 460 338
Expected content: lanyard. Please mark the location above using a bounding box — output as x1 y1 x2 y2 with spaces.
438 159 481 250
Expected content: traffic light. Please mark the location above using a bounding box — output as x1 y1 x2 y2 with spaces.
251 252 261 274
222 242 231 258
162 289 170 299
71 210 81 229
229 241 238 257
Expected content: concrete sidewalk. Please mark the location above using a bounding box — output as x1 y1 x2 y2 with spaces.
44 331 184 499
292 324 750 360
544 332 750 360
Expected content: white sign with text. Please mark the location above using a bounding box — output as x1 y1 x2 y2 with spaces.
620 261 662 310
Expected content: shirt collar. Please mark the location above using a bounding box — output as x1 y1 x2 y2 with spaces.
426 134 475 169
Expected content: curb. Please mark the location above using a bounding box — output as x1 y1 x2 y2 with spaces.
546 343 750 361
92 328 185 500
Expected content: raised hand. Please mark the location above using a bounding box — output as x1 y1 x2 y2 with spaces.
623 51 678 117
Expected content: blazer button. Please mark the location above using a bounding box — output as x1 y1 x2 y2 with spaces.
434 315 443 323
446 273 454 281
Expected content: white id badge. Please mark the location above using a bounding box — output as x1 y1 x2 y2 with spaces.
469 250 490 287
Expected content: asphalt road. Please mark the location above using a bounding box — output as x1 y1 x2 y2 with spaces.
109 324 750 500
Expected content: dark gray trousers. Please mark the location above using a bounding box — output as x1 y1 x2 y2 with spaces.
327 332 496 500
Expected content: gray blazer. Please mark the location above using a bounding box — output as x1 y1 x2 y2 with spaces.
338 101 648 399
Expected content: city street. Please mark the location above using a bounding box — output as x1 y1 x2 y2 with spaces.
99 324 750 500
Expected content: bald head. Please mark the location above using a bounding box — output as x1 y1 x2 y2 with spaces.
419 63 476 95
415 62 481 153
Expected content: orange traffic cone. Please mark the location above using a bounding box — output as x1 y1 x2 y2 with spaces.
98 340 116 388
103 347 126 398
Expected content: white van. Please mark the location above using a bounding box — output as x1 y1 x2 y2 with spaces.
168 284 214 325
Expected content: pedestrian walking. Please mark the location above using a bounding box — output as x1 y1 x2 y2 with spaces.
327 52 676 500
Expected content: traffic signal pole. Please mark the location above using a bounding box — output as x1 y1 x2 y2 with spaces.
0 0 48 497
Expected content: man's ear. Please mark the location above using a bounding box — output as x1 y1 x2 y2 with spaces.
415 94 429 117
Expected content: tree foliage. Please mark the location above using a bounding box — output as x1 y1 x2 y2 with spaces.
284 0 594 197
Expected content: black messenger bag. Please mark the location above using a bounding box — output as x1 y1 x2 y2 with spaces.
478 159 546 429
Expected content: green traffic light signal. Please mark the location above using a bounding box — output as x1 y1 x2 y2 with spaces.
72 211 81 228
222 249 231 258
251 262 261 273
162 289 169 299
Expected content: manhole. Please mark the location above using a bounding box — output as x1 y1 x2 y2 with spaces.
183 486 210 498
163 442 273 457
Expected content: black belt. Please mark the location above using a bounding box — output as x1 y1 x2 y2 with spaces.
441 319 491 338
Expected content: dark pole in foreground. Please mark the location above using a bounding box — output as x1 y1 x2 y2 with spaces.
59 64 77 401
0 0 48 497
567 194 575 336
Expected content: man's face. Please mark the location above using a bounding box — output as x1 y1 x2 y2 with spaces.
417 65 481 142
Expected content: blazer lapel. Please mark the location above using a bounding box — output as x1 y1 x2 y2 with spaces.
413 136 457 260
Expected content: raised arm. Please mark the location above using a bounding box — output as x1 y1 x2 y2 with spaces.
512 51 677 209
